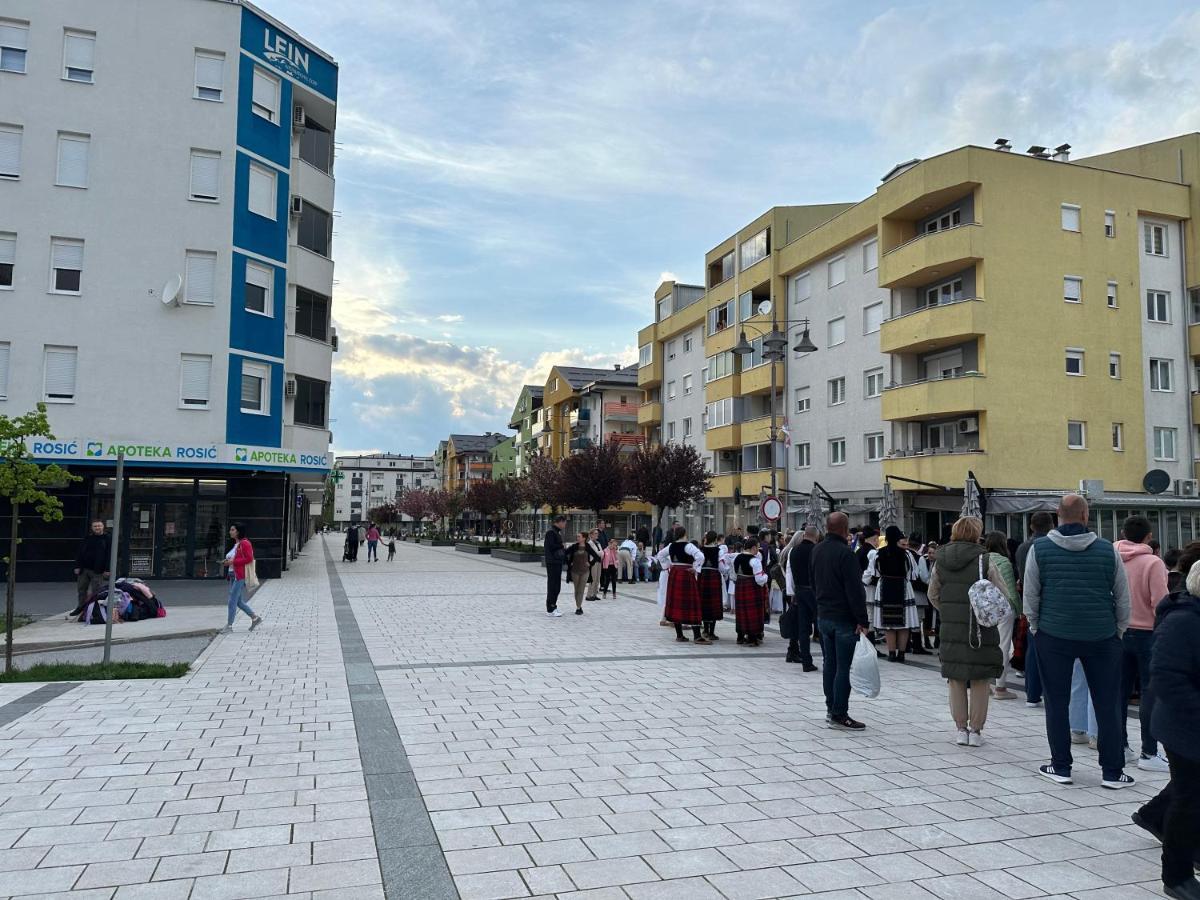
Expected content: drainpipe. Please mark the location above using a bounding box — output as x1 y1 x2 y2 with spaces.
1180 148 1196 473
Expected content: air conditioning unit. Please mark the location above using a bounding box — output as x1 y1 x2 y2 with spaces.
292 105 306 129
1175 478 1198 497
958 416 979 434
330 327 339 352
290 195 303 217
719 450 734 460
285 377 297 397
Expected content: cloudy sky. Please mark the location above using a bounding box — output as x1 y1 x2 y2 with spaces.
268 0 1200 456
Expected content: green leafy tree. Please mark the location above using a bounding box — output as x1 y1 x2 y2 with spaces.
0 405 80 672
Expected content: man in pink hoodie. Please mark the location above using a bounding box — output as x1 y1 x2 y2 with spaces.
1117 516 1171 772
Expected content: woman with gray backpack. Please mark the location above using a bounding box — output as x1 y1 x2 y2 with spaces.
927 516 1011 747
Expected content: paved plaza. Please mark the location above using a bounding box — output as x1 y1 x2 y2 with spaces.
0 536 1175 899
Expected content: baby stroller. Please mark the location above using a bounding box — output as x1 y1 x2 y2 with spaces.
342 538 352 561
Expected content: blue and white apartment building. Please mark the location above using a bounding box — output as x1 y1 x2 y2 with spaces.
0 0 337 579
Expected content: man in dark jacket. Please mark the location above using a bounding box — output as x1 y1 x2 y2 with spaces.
788 527 819 671
811 511 869 731
73 520 110 612
544 515 567 617
1015 511 1054 707
1134 550 1200 899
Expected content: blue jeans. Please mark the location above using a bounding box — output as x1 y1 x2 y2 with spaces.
1025 630 1043 703
366 540 378 561
1121 628 1156 757
635 560 650 582
1038 631 1124 779
818 618 858 719
1069 660 1098 737
227 578 256 626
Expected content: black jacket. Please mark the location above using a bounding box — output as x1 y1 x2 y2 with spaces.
544 526 565 565
811 534 868 626
1150 592 1200 761
789 539 816 593
76 533 111 572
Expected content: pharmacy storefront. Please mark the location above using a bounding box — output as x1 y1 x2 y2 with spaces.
9 439 331 582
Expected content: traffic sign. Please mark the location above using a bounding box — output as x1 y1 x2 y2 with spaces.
760 495 783 521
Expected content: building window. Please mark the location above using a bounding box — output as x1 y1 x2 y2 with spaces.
827 317 845 347
179 354 212 409
789 271 811 304
667 380 676 400
706 397 733 428
638 344 652 368
251 67 280 122
864 368 884 398
704 350 735 382
0 231 13 288
1108 352 1120 379
1191 288 1200 325
1063 276 1082 303
189 150 220 201
924 208 962 233
795 387 810 414
62 29 95 82
240 361 269 414
863 239 878 273
184 250 216 305
1112 422 1124 451
0 124 21 179
1147 290 1171 323
0 20 28 73
297 115 333 174
683 337 692 353
0 341 9 398
925 278 964 307
194 50 224 101
1065 349 1084 376
682 374 693 396
708 251 734 287
43 345 77 403
1154 426 1177 461
829 438 846 466
247 163 277 220
865 433 885 461
1067 420 1086 449
55 132 90 188
828 255 846 288
666 340 676 360
863 303 883 334
49 237 83 294
295 287 330 341
1061 204 1081 232
1149 358 1174 392
707 300 733 335
828 377 846 406
667 421 675 441
294 376 328 428
1104 210 1115 238
1144 222 1168 257
739 229 769 270
298 201 332 256
245 261 272 316
796 442 811 468
682 417 693 438
1107 281 1118 309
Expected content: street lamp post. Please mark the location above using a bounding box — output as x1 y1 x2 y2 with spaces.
732 311 818 522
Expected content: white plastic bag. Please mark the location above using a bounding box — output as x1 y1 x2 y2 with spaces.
849 634 881 698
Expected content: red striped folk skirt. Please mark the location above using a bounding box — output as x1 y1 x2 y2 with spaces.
734 578 766 637
698 569 724 622
664 564 702 625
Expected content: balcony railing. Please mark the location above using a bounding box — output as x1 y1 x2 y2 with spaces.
884 295 983 324
883 371 983 391
604 402 640 417
607 433 645 448
888 447 984 458
883 221 978 257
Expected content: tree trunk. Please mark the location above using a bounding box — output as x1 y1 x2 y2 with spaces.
5 500 17 674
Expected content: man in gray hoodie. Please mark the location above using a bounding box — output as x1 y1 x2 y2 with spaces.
1024 494 1132 788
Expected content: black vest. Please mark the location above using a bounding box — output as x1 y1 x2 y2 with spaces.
668 541 692 563
700 546 720 568
734 552 756 577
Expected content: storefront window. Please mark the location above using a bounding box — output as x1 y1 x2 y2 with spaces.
1164 511 1180 551
1183 513 1194 547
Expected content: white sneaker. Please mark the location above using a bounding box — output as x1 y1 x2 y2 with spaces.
955 729 970 746
1025 700 1042 708
1137 753 1171 773
1101 773 1135 790
1071 730 1090 744
220 626 233 635
1124 745 1138 765
968 730 984 748
547 610 562 617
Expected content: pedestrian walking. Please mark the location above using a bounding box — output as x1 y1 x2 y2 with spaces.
865 525 920 662
618 536 637 582
600 539 619 597
1016 511 1054 707
221 523 262 634
730 536 767 646
786 527 819 671
71 520 111 617
1116 515 1171 772
985 531 1020 700
658 525 706 642
927 516 1005 747
344 523 359 562
812 512 869 730
698 530 725 641
366 524 380 562
565 532 592 615
1023 493 1134 788
585 528 604 601
543 515 567 617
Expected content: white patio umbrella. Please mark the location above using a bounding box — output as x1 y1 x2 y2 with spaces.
878 482 899 529
962 475 983 519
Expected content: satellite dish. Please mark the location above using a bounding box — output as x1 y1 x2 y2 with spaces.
1143 469 1171 495
756 299 772 317
161 274 182 307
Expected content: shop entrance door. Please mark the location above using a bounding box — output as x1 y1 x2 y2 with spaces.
124 500 195 578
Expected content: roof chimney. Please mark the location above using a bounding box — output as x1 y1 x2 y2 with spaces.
613 364 621 370
1026 145 1050 159
1052 143 1071 162
994 137 1012 152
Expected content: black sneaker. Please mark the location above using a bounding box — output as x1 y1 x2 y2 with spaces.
802 663 818 672
1166 878 1200 900
575 609 583 615
828 714 865 731
1037 764 1072 784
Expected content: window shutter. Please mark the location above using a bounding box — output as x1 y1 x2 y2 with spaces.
63 32 94 71
248 164 275 218
56 134 89 187
194 52 223 92
0 127 21 177
0 22 27 50
0 342 9 399
185 252 216 305
180 354 212 406
252 68 277 117
51 238 83 271
189 150 219 199
0 233 13 265
44 346 77 399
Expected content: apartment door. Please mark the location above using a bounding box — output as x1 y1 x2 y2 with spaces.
124 500 194 578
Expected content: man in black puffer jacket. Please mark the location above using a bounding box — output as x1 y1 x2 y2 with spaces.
1133 548 1200 900
72 520 111 615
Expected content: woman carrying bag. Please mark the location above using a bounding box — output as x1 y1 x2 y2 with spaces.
221 523 263 634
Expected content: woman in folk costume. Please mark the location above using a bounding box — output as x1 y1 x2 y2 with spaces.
730 537 768 646
697 530 725 642
865 525 921 662
656 525 707 643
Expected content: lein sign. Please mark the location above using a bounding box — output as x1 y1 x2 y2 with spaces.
262 30 309 78
241 8 337 99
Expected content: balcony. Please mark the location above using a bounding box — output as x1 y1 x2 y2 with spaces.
569 437 593 452
606 433 645 451
884 449 989 486
1191 323 1200 358
530 419 546 437
705 424 741 451
1193 392 1200 424
638 356 662 388
881 373 987 422
292 157 335 217
637 401 662 426
604 402 640 420
568 407 591 428
879 223 984 289
881 298 988 355
739 361 784 397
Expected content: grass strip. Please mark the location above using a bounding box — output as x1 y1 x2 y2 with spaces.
0 661 189 683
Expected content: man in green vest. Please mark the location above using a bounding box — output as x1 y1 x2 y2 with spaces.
1024 493 1132 789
